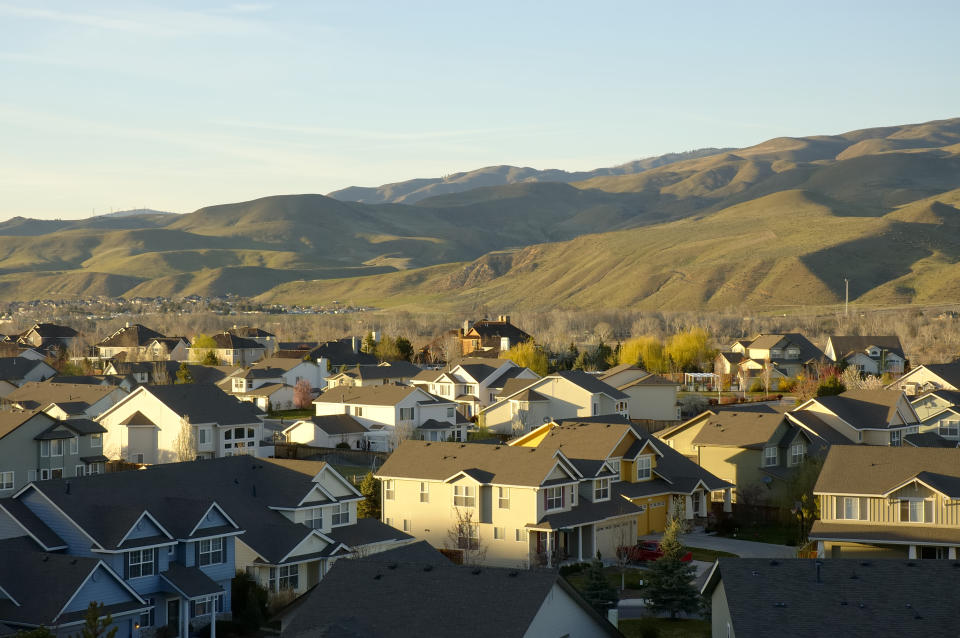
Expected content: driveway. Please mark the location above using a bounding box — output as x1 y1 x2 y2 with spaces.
640 529 796 559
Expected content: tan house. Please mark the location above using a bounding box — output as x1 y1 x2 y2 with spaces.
460 315 532 356
479 370 629 435
791 389 920 446
889 362 960 396
376 417 731 568
326 361 422 389
97 323 182 361
192 332 265 366
810 446 960 559
597 364 679 421
718 333 824 390
910 390 960 443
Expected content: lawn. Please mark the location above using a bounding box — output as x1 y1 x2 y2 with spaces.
564 565 647 595
683 546 738 562
331 464 376 484
620 618 710 638
717 521 799 546
269 408 314 419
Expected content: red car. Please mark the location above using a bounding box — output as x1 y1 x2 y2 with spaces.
617 541 693 563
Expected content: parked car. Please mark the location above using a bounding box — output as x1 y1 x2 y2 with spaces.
617 540 693 563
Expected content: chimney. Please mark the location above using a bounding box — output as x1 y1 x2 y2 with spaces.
498 315 510 324
463 320 474 334
351 336 360 354
125 322 130 328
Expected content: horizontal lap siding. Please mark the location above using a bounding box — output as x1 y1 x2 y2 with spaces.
823 493 960 526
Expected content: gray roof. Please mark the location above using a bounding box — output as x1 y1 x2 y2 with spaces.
485 365 530 388
332 361 422 381
229 326 276 338
161 563 224 598
206 332 264 350
703 558 960 638
814 446 960 496
809 520 960 545
6 382 122 411
416 419 458 431
785 411 854 446
906 362 960 389
691 412 787 449
532 483 644 529
316 385 445 407
808 389 913 429
0 409 53 441
456 360 500 383
0 357 49 380
497 377 539 397
550 370 629 399
98 324 165 347
0 498 66 550
303 414 368 436
324 518 413 548
136 384 263 425
904 432 957 448
280 541 620 638
828 335 905 360
745 333 825 361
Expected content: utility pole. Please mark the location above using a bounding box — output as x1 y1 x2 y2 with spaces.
844 278 849 318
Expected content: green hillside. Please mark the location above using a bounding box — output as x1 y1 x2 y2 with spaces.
1 116 959 305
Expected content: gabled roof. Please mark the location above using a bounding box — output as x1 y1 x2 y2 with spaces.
912 389 960 406
691 412 787 449
0 409 54 441
22 323 78 339
103 384 263 426
205 332 264 350
314 385 446 407
895 362 960 390
784 411 854 446
246 357 314 374
497 377 539 397
551 370 629 399
814 446 960 496
744 333 824 362
809 389 915 429
330 361 421 381
229 326 276 338
377 440 578 487
0 498 66 550
453 358 506 384
702 558 960 638
717 351 745 364
465 319 532 343
6 382 123 412
904 432 957 448
0 357 51 380
98 324 165 348
827 335 905 360
286 415 368 436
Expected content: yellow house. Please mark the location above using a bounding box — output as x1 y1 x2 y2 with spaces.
376 416 731 568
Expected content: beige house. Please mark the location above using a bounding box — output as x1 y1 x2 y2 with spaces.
811 446 960 560
192 332 265 366
597 364 679 421
479 370 629 435
792 389 920 446
411 358 540 417
890 362 960 396
718 333 824 390
376 417 731 568
96 323 185 361
326 361 422 389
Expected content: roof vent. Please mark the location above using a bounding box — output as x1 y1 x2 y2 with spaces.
373 574 382 580
41 555 49 562
423 565 433 572
858 603 865 609
905 603 912 609
773 602 787 608
387 562 398 570
70 558 77 565
751 570 759 577
508 571 518 577
472 568 481 575
860 561 872 567
769 560 779 566
906 561 917 567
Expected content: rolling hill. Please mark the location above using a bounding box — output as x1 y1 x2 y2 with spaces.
1 116 959 308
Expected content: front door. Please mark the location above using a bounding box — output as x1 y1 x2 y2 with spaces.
166 599 180 638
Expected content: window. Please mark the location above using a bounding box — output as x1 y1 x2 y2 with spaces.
763 447 778 467
138 598 155 628
692 491 702 515
51 440 64 457
637 456 652 480
497 487 510 509
900 499 932 524
403 519 412 532
75 465 85 477
941 421 960 438
453 485 475 508
198 428 209 445
399 407 414 421
87 463 102 475
191 594 224 617
353 406 364 417
593 478 610 501
268 565 299 592
90 433 102 448
457 522 480 550
69 437 78 455
452 428 463 442
493 526 505 540
447 407 455 418
384 480 395 500
51 468 62 479
198 538 225 566
419 482 429 503
515 528 525 542
40 440 50 457
304 507 323 529
570 484 578 506
789 442 806 466
39 469 50 480
544 486 563 511
127 549 155 578
890 430 902 447
0 471 12 490
332 502 350 525
136 453 144 464
835 496 868 521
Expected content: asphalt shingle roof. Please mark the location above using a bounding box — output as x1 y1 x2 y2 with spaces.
814 446 960 496
0 357 48 380
808 389 914 429
828 335 905 360
137 384 263 425
98 324 166 348
690 412 787 449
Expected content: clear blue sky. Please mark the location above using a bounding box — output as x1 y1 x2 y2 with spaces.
1 1 957 218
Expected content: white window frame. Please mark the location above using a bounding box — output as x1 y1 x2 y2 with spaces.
515 528 525 543
198 538 225 566
789 442 806 466
763 447 778 467
399 407 414 421
940 420 960 438
493 526 505 541
544 486 563 511
636 455 652 480
836 496 868 521
403 519 412 532
40 440 50 457
900 498 931 524
128 549 155 578
890 430 902 447
90 433 102 448
384 480 395 500
75 465 85 477
0 471 12 490
498 487 510 509
419 482 429 503
268 564 299 592
593 478 610 501
51 439 64 457
453 485 475 508
332 502 350 526
69 437 78 455
304 507 323 529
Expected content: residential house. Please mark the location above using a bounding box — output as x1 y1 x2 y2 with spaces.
908 389 960 443
96 384 264 463
411 358 540 418
275 337 377 368
0 536 148 638
96 324 174 361
718 333 824 391
326 361 422 389
791 389 920 446
282 414 369 449
810 446 960 559
191 333 264 366
377 417 731 568
597 364 679 421
227 326 277 357
314 385 464 449
702 558 960 638
889 361 960 396
221 357 325 411
824 335 906 375
276 541 623 638
479 370 629 435
655 410 832 504
460 316 532 356
3 382 128 419
16 323 79 356
0 357 57 397
104 361 240 386
49 374 137 392
239 357 326 390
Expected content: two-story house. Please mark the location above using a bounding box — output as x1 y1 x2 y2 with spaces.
96 324 170 361
326 361 422 389
4 382 128 419
16 323 79 357
314 385 464 449
479 371 629 435
791 389 920 446
0 357 57 397
717 333 825 390
824 335 906 375
459 316 532 357
377 417 731 568
597 364 679 421
411 358 540 418
890 361 960 396
227 326 277 357
96 384 264 463
282 414 369 449
910 390 960 442
810 446 960 559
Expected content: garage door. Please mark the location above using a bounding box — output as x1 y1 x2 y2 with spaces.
596 518 637 559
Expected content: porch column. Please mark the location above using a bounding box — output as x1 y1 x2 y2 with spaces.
684 495 694 520
698 491 708 517
210 597 216 638
723 488 732 513
578 526 583 562
816 541 825 559
950 547 957 560
591 525 597 560
546 532 553 568
181 599 189 638
908 545 917 559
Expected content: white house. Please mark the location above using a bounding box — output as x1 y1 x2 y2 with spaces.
283 414 369 449
888 362 960 396
825 335 906 375
597 364 679 421
410 358 540 417
96 384 264 463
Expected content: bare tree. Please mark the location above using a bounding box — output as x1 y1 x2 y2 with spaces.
173 415 196 462
762 357 772 396
293 378 313 409
389 421 415 450
446 508 487 566
152 362 171 385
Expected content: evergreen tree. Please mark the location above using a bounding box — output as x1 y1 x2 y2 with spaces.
394 336 414 361
580 558 618 615
641 517 699 618
74 602 117 638
201 350 220 366
175 362 194 384
357 472 381 519
816 376 846 397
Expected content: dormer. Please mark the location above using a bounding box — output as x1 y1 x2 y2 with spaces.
232 377 250 393
866 346 881 359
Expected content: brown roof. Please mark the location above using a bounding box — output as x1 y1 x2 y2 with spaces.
98 324 165 348
205 332 264 350
617 373 675 389
497 377 538 397
691 412 787 449
120 411 155 426
377 440 569 487
810 520 960 545
247 357 310 373
814 446 960 495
